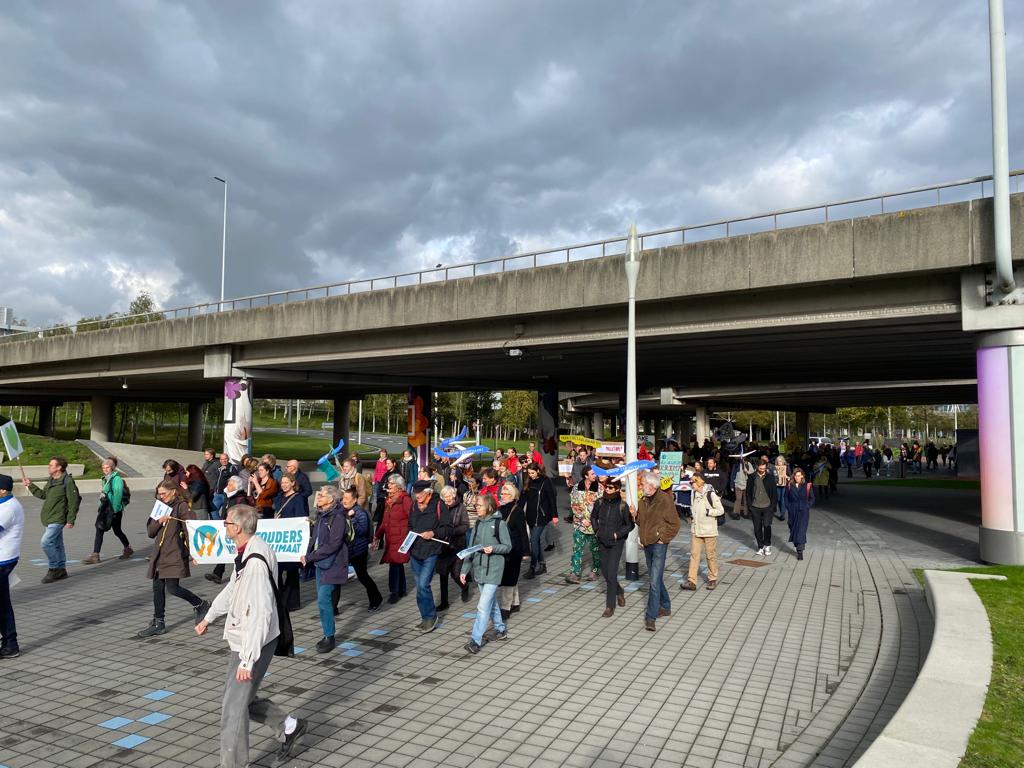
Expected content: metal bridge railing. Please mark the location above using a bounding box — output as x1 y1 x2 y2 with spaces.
6 168 1022 343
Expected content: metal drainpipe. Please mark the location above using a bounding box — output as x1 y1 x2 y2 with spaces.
990 0 1016 295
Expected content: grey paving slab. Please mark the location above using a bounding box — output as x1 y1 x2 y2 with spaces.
0 477 980 767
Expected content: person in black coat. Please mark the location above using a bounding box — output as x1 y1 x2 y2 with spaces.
590 479 634 617
745 461 779 556
273 473 307 611
435 486 471 610
339 487 383 610
497 483 528 621
407 480 454 631
521 463 558 579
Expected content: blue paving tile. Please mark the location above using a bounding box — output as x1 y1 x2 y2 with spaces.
338 641 359 650
293 646 306 655
580 583 596 590
98 716 134 730
526 597 542 603
136 712 171 725
343 649 363 657
112 734 150 749
542 588 558 593
367 629 389 636
143 689 174 701
462 612 476 619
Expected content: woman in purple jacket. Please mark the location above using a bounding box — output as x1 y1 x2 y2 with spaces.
300 486 349 653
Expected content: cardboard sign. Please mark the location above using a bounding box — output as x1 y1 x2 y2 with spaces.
0 421 24 462
659 451 684 480
185 518 310 564
595 442 625 457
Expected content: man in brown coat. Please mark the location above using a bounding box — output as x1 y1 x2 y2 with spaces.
636 472 680 632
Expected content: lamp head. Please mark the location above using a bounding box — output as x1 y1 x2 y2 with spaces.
626 222 640 264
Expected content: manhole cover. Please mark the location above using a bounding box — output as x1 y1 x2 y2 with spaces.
728 559 770 568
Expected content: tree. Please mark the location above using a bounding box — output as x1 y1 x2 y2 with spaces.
497 390 537 440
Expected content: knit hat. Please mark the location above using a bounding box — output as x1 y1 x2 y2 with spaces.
412 480 433 493
0 474 12 492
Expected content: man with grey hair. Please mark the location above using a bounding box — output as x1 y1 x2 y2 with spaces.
636 471 680 632
207 475 250 585
196 504 306 767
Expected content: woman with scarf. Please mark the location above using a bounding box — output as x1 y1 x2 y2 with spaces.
590 478 633 617
335 456 368 508
436 485 471 609
374 475 411 603
566 465 600 584
497 483 528 621
248 462 279 518
184 464 211 520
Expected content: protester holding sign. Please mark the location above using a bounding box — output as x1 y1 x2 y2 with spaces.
24 456 80 584
138 480 209 638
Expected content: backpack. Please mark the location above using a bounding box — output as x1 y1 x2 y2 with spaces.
243 553 294 657
121 479 132 507
490 517 512 566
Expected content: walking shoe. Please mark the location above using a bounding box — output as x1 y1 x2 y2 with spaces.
119 546 134 560
565 573 581 584
509 604 520 613
460 586 471 603
0 646 21 659
483 628 508 642
657 608 670 617
82 553 101 565
435 602 450 612
617 593 626 608
765 546 772 556
797 550 804 561
41 569 56 584
500 609 511 622
52 568 68 582
707 580 718 590
756 547 765 556
525 567 536 580
644 619 656 632
602 608 614 617
544 544 557 551
587 571 599 581
137 619 166 638
464 640 481 655
368 600 383 612
204 572 222 585
387 593 400 604
680 581 697 591
193 600 211 625
315 636 336 653
537 563 547 575
275 718 307 765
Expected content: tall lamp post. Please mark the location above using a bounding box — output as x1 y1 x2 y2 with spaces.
213 176 228 311
623 223 642 580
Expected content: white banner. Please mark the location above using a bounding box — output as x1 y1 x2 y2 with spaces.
185 518 309 564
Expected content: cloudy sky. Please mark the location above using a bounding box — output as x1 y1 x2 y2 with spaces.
2 0 1021 326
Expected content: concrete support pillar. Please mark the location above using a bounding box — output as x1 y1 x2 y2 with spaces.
188 402 206 452
37 404 54 437
795 411 810 447
582 417 593 439
90 396 114 442
333 398 352 457
695 405 710 445
978 331 1024 564
673 418 685 446
537 389 559 479
592 411 604 441
407 387 431 467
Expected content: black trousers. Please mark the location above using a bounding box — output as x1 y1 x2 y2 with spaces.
600 540 625 609
278 564 301 611
152 578 202 620
750 506 773 549
350 552 383 607
93 512 131 554
435 553 465 606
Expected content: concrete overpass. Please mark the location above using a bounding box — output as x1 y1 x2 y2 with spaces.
1 178 1023 560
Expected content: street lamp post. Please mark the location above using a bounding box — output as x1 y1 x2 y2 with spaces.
213 176 228 310
623 223 642 581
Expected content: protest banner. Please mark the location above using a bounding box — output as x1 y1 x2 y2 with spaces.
558 435 601 449
0 421 24 462
595 442 625 457
659 451 684 480
185 518 310 564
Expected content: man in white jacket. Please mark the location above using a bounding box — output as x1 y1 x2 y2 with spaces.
196 504 306 767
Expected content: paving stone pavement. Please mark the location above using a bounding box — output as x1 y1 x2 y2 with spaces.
0 478 981 768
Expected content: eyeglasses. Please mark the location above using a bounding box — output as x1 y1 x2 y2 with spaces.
223 521 239 529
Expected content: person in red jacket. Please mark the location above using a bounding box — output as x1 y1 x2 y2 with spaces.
479 468 501 504
374 475 411 604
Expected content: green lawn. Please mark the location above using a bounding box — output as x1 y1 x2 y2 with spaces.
943 566 1024 768
0 433 104 478
249 433 373 462
865 477 980 490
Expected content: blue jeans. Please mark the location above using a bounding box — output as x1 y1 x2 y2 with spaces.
388 563 407 596
471 583 505 645
775 486 787 521
210 493 225 520
0 560 17 649
41 523 66 569
644 543 670 621
315 570 335 638
529 524 546 569
410 555 438 620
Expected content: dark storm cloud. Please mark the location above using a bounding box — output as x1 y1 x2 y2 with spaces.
1 0 1021 325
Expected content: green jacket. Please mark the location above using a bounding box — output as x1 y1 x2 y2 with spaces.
101 473 125 513
461 512 512 585
30 473 81 526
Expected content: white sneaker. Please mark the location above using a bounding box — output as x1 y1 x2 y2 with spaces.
756 547 765 556
765 546 772 556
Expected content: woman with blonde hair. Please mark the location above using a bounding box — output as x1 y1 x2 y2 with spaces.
680 475 725 591
773 454 790 522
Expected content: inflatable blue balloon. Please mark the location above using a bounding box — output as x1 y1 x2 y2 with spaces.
317 438 346 465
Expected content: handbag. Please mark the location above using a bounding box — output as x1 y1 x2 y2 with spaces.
95 496 114 532
243 553 294 657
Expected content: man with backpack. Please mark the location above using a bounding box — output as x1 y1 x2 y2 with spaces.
196 504 306 768
23 456 80 583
